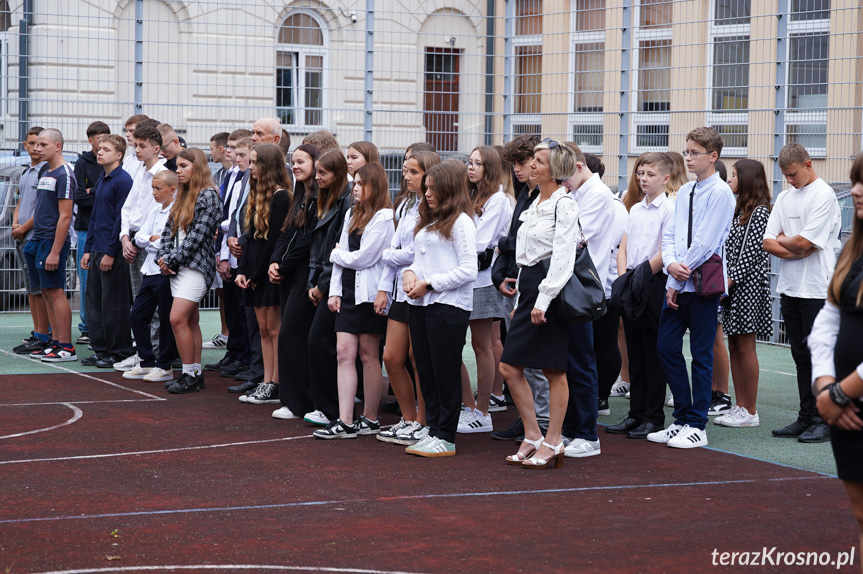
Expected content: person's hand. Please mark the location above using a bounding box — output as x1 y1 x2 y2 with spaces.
373 291 388 315
328 296 341 313
227 237 242 258
100 254 114 272
268 262 282 284
150 235 160 243
666 288 679 310
11 226 24 240
309 286 323 305
406 279 429 300
44 252 59 271
498 278 517 298
235 274 249 289
834 402 863 431
402 270 417 294
667 262 691 281
121 236 138 262
158 257 175 275
218 260 231 281
80 253 90 270
530 307 546 325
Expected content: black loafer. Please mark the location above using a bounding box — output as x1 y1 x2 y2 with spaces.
233 367 255 381
798 421 830 443
95 355 120 368
81 353 104 367
771 418 810 438
227 379 258 393
205 355 233 371
492 417 524 441
627 421 663 439
605 417 641 434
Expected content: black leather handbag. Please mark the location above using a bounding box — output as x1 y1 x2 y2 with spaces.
539 196 607 323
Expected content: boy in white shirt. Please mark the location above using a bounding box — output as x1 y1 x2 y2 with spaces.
123 170 178 383
763 143 841 443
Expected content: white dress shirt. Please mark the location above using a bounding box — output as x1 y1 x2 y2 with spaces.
606 197 629 298
473 188 513 288
626 191 674 270
572 173 617 291
808 301 863 387
122 151 143 183
330 208 395 305
219 174 245 267
379 199 419 303
120 159 167 240
134 201 173 276
407 213 478 311
515 187 580 312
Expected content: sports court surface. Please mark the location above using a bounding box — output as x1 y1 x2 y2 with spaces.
0 311 859 573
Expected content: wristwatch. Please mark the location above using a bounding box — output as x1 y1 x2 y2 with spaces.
425 278 434 292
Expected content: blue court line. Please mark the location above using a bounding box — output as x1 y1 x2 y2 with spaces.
0 475 828 525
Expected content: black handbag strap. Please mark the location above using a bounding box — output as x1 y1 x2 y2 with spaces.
552 194 586 246
687 181 697 248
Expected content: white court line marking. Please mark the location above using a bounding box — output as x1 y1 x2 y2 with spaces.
0 402 82 439
0 349 165 401
0 433 313 465
35 565 426 574
0 399 161 407
682 353 796 377
0 475 828 525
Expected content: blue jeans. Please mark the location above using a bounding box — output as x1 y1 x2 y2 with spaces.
656 292 719 430
76 230 88 334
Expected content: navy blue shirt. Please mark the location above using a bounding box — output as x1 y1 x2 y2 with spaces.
32 163 77 241
84 166 133 257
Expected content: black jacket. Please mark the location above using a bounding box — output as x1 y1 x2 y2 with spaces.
609 261 666 331
271 194 318 282
73 150 102 231
308 185 352 295
491 185 539 289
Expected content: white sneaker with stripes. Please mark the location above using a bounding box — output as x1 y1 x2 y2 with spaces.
457 409 493 433
647 423 684 444
667 425 708 449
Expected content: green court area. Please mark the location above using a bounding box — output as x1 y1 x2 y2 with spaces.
0 309 837 476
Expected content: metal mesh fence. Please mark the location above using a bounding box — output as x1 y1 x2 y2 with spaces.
0 0 860 346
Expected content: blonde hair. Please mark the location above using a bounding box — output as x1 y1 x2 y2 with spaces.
170 148 216 236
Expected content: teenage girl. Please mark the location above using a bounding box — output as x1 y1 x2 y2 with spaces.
156 148 222 394
314 163 394 438
346 141 380 177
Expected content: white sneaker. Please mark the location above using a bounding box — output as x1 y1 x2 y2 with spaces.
392 421 425 446
665 394 674 407
202 334 228 349
564 438 601 458
717 406 760 428
143 367 174 382
457 409 493 433
122 364 151 379
625 391 631 399
272 406 299 420
609 379 630 397
713 405 741 426
405 432 435 453
647 423 684 444
113 353 140 372
667 424 708 449
303 409 330 426
378 418 410 443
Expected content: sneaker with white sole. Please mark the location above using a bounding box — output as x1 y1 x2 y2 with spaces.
647 423 684 444
407 436 456 457
238 384 262 403
202 333 228 349
113 353 140 372
403 427 432 451
457 409 493 433
564 438 601 458
716 406 760 428
625 391 631 399
312 419 357 439
356 415 381 435
41 344 77 363
665 394 674 407
392 421 426 446
143 367 174 382
488 393 508 413
245 382 280 404
707 391 732 416
303 409 331 426
272 406 299 420
598 398 610 416
377 418 411 443
667 424 708 448
713 405 741 426
122 364 151 379
610 379 630 397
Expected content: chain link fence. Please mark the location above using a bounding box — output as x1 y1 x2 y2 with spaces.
0 0 860 345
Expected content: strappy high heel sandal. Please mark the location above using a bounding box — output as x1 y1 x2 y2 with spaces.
505 436 543 466
522 441 565 470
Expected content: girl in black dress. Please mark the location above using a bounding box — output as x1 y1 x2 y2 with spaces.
811 152 863 561
315 163 394 438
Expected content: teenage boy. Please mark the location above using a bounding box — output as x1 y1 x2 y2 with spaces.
122 114 149 180
491 134 551 441
122 170 179 383
157 124 182 172
73 120 111 345
763 143 841 443
80 135 134 367
25 128 77 362
203 130 231 350
210 131 230 189
649 127 735 449
607 152 674 439
11 126 49 355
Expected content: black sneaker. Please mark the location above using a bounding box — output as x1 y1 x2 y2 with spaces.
41 344 77 363
772 417 811 438
232 367 255 381
356 415 381 435
205 355 233 371
166 373 203 394
14 336 48 355
598 398 610 416
227 379 258 394
313 419 358 439
220 361 248 377
81 353 105 367
488 394 508 413
245 382 281 404
491 417 524 441
707 391 732 416
29 344 57 360
76 332 90 345
798 419 831 443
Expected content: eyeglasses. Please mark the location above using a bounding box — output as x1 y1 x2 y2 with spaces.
160 140 176 151
682 150 709 158
465 160 484 169
541 138 560 149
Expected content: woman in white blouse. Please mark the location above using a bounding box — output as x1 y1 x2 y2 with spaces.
402 160 478 457
499 139 579 469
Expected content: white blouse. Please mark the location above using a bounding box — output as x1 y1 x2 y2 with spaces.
329 208 395 306
406 213 478 311
378 200 419 303
515 186 580 312
808 301 863 388
473 188 513 289
135 201 173 276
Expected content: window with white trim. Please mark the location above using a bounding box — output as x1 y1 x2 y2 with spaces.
276 12 326 128
709 0 750 155
570 0 605 152
785 0 829 154
512 0 542 137
633 0 671 150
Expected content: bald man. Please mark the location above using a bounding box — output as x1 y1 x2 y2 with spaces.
251 118 282 145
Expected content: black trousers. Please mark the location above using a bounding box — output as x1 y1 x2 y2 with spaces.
277 273 317 415
780 295 825 421
623 314 667 426
223 270 251 365
244 303 263 380
309 300 339 421
129 274 176 369
86 253 134 357
408 303 470 444
563 321 599 441
593 300 621 401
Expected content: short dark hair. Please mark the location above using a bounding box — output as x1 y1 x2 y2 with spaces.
686 126 723 157
228 128 252 142
715 160 727 182
502 134 540 164
98 134 127 156
132 124 162 147
583 153 605 178
210 132 229 147
86 121 111 138
124 114 149 128
25 126 44 138
137 118 161 131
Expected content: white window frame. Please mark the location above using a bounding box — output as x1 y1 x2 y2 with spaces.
568 5 605 154
783 12 829 158
510 0 543 138
276 9 328 130
631 1 672 153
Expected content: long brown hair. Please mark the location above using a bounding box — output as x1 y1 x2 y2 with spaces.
667 151 689 196
316 149 349 218
468 146 503 216
623 153 648 212
170 148 216 236
494 145 516 202
732 159 771 226
349 162 392 234
829 152 863 306
348 141 380 164
283 144 320 230
246 143 291 239
394 145 439 211
415 160 472 240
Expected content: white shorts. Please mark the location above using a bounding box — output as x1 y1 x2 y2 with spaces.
171 267 208 302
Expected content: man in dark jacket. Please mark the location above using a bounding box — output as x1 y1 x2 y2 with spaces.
73 120 111 344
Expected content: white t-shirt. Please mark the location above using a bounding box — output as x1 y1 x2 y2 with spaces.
763 177 841 299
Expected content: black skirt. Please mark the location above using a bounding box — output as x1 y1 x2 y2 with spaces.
388 300 410 323
500 263 568 371
334 230 388 335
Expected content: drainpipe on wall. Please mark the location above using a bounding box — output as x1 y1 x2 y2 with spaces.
484 0 495 145
17 0 32 152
